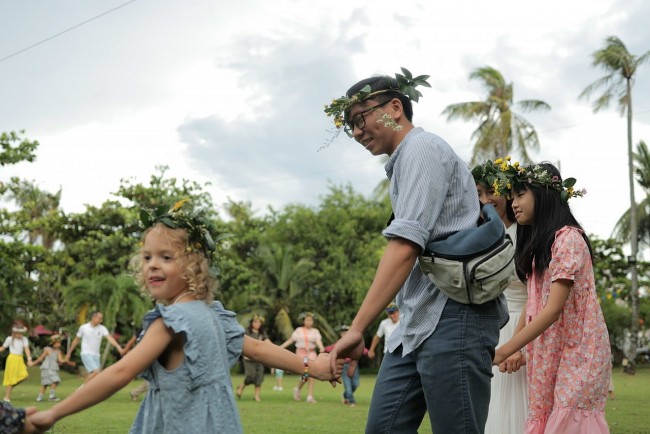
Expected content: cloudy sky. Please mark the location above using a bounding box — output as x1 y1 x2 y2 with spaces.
1 0 650 240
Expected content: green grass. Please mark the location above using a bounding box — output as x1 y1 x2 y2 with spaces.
3 366 649 433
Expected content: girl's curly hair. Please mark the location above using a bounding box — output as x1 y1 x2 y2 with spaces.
131 223 216 305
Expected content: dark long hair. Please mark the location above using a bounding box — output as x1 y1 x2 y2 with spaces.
514 162 592 282
247 317 266 337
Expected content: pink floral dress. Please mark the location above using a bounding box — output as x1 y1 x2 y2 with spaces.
525 226 611 434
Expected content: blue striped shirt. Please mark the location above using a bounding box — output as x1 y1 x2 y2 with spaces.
383 127 508 356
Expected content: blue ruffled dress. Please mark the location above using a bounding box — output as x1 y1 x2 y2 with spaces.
128 301 244 434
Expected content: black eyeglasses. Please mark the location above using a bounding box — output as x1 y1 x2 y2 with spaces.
344 100 391 137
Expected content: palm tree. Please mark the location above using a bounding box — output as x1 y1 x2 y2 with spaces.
240 243 337 343
5 179 61 249
580 35 650 374
442 66 551 164
62 274 151 367
613 141 650 248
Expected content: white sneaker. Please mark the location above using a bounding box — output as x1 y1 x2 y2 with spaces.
272 386 279 391
277 386 283 391
36 396 43 402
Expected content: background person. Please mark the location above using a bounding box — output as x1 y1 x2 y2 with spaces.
236 315 271 402
1 320 32 403
30 334 68 402
280 312 325 403
271 368 284 391
367 304 400 361
65 311 125 384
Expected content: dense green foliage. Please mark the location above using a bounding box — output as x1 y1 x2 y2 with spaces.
1 139 390 354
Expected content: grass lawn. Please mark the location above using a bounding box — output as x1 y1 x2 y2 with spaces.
2 365 648 433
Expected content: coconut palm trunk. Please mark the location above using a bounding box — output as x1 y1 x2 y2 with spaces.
626 80 640 374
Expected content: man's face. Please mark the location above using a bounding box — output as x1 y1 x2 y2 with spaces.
91 313 103 326
388 310 399 323
347 99 396 156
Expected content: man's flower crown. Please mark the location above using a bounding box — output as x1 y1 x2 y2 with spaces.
323 67 431 133
481 157 586 203
139 199 232 272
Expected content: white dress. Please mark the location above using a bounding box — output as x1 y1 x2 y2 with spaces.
485 223 528 434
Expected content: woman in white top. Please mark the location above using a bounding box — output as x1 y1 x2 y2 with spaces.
473 162 528 434
1 320 33 403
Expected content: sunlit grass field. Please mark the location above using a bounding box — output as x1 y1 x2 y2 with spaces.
3 365 649 433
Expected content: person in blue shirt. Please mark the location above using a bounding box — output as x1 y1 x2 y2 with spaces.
327 69 507 434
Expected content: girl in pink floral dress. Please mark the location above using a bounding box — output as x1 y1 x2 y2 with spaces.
492 161 611 434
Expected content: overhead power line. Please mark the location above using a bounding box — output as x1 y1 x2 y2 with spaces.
0 0 138 65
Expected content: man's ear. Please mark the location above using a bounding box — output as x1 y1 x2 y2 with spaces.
389 98 404 120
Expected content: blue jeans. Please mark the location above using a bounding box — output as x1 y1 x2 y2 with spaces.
366 298 500 434
342 362 360 404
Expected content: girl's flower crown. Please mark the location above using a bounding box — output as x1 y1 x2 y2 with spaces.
252 314 265 323
323 67 431 136
139 199 232 274
486 157 586 203
471 160 502 189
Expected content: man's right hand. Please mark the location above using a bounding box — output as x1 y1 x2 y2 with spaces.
328 328 365 377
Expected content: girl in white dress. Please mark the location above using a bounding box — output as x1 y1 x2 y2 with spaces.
473 161 528 434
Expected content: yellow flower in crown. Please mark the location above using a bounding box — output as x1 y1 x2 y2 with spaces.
492 179 501 195
171 198 190 212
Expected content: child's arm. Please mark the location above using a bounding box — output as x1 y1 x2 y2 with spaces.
498 306 528 373
243 336 342 382
24 339 32 365
278 336 295 349
494 279 571 367
28 318 173 431
56 349 67 365
30 348 50 367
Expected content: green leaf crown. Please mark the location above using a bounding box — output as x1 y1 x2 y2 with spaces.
478 157 586 203
139 199 232 271
323 67 432 132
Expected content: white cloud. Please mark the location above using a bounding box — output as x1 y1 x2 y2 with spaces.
1 0 649 240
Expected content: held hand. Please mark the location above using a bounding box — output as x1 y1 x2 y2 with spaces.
24 408 56 434
367 349 376 359
20 407 39 434
498 351 525 374
328 329 364 375
309 353 343 386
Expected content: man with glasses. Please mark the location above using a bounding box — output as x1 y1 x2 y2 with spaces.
327 70 506 434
